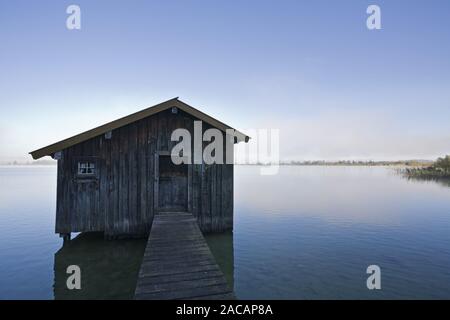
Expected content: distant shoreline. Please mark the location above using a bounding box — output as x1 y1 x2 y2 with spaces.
237 160 432 167
0 160 56 166
1 160 433 167
400 155 450 181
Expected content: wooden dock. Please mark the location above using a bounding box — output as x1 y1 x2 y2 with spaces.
134 212 235 300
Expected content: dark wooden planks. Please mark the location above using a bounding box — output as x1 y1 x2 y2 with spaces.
134 212 234 300
56 108 234 237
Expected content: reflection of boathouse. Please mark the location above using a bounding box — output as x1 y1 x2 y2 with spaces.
53 232 234 299
30 98 248 239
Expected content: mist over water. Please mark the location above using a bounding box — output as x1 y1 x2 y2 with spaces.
1 165 450 299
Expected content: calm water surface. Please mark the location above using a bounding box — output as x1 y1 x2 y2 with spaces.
1 165 450 299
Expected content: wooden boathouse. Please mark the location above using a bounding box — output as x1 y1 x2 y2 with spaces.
30 98 248 239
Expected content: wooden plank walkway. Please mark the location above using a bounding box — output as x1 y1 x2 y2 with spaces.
134 212 235 300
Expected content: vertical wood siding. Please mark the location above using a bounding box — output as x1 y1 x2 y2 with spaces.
56 109 234 238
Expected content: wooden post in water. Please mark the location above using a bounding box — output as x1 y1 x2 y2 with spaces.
60 233 71 244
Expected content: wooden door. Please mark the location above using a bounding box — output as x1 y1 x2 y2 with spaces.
157 155 188 212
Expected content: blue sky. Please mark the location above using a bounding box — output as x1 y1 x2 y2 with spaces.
1 0 450 161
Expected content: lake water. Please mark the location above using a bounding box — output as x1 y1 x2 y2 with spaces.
1 165 450 299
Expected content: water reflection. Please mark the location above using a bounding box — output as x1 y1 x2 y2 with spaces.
402 175 450 188
232 166 450 299
53 231 235 299
2 166 450 299
235 166 450 225
53 232 146 300
204 231 235 291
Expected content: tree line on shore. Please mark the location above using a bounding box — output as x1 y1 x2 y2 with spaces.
404 155 450 179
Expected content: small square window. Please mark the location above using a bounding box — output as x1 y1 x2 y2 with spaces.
78 162 95 175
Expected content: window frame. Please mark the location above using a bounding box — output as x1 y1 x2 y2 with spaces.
74 157 99 181
77 161 96 176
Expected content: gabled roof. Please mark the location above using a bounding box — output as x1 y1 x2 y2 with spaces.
30 98 249 160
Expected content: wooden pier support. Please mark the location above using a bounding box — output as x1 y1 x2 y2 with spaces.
134 212 235 300
60 233 71 244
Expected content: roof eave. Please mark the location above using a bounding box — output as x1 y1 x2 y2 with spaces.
29 98 249 160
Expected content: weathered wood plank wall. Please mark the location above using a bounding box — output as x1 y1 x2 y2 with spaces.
55 109 234 238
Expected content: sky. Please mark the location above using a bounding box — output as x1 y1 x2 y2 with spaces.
1 0 450 162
